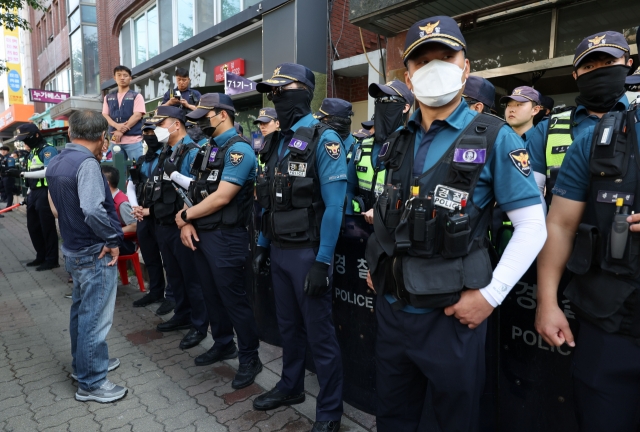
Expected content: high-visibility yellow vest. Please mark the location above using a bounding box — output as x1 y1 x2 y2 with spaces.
27 149 47 188
545 109 575 186
352 137 385 213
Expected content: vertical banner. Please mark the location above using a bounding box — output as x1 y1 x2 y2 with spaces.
4 12 23 105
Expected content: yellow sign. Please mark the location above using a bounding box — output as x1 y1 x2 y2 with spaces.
3 12 23 105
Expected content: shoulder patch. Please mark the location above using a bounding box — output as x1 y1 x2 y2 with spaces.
508 149 531 177
43 151 52 159
229 151 244 166
324 142 341 160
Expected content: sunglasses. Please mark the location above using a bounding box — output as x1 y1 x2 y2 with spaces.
267 85 306 101
375 95 405 104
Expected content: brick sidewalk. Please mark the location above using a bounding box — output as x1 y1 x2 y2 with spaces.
0 206 376 432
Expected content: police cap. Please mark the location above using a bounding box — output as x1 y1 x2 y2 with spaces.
500 86 541 105
573 31 630 67
314 98 354 119
369 80 415 107
256 63 315 93
253 107 278 124
462 76 495 109
361 117 374 130
187 93 236 120
403 16 466 65
141 121 156 131
352 128 371 139
15 123 41 141
147 106 186 125
539 95 555 112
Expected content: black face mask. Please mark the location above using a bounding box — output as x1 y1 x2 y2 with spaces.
322 117 352 140
374 102 406 144
196 114 223 137
575 64 629 113
143 134 162 151
23 136 41 149
272 89 312 132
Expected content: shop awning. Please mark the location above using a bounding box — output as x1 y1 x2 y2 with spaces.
49 96 103 121
0 104 35 139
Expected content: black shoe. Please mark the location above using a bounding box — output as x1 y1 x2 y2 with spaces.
232 358 263 389
155 299 176 316
179 328 206 350
36 262 60 271
26 259 44 267
311 420 341 432
132 293 163 308
194 342 238 366
253 387 305 411
156 319 191 332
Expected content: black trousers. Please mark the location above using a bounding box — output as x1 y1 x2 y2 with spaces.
26 188 58 263
136 217 166 298
375 296 487 432
572 319 640 432
193 228 258 362
2 176 14 206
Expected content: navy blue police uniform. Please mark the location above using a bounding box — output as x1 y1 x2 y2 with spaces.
146 107 209 349
366 18 540 432
462 75 496 112
17 124 60 270
550 30 640 432
182 93 262 388
128 123 173 308
253 64 346 430
0 151 16 207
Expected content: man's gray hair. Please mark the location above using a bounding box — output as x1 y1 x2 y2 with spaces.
68 111 108 142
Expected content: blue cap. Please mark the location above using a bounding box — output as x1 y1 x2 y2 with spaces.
256 63 315 92
353 128 371 139
314 98 353 119
15 123 41 141
369 80 414 106
253 107 278 124
573 31 630 67
146 106 186 125
361 118 374 130
403 16 466 64
500 86 541 105
462 76 495 109
186 93 235 120
142 121 156 131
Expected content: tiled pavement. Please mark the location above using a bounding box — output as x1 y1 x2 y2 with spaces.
0 206 376 432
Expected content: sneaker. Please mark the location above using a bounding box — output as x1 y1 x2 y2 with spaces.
64 292 72 299
71 358 121 381
75 379 127 403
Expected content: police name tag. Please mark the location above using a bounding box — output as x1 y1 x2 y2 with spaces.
433 184 469 210
597 190 634 205
162 172 171 181
207 170 219 182
288 162 307 177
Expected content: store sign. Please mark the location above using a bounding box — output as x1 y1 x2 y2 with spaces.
225 72 256 95
29 89 70 104
3 12 23 105
214 58 245 82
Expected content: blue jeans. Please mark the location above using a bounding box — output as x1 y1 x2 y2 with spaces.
66 252 118 391
112 141 143 161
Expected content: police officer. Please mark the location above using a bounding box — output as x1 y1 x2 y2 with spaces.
128 121 175 315
253 107 279 137
144 106 209 350
0 146 16 208
462 75 495 114
366 16 546 431
501 86 542 139
526 31 634 209
361 116 374 133
17 124 60 271
314 98 354 152
346 80 413 216
535 31 638 432
534 94 555 126
175 93 263 388
252 63 346 432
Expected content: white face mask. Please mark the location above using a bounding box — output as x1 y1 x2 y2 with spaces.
410 60 467 107
154 122 176 144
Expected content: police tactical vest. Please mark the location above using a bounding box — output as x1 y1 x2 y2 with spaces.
353 137 386 213
565 106 640 338
365 113 504 309
130 153 159 208
106 90 143 137
150 140 198 224
545 108 576 195
188 135 254 231
27 145 53 188
256 124 330 249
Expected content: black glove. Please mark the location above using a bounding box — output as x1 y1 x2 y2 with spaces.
164 159 178 177
253 246 269 275
304 261 330 297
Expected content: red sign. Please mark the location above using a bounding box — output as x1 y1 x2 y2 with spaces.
214 58 245 83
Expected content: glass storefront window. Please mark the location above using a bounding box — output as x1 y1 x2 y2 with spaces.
83 25 99 94
178 0 194 43
556 0 640 57
159 0 173 53
80 5 96 24
196 0 214 34
70 29 84 95
148 6 159 58
121 21 132 68
464 12 552 71
135 13 147 66
221 0 240 21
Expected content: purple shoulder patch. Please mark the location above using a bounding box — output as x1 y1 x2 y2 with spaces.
453 148 486 164
378 142 390 158
208 148 218 163
288 139 308 151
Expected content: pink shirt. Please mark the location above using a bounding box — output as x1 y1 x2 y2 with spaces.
102 91 146 145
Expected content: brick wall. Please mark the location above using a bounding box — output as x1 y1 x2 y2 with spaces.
334 75 368 102
28 0 68 89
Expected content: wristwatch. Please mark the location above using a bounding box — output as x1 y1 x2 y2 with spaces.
180 210 189 223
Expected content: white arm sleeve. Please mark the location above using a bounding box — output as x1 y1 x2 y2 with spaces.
170 171 192 190
480 204 547 307
533 171 547 215
126 180 139 207
23 168 46 179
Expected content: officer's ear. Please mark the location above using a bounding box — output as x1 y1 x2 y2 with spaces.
402 104 411 114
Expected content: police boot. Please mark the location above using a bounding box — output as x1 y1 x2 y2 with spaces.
311 420 341 432
253 387 305 411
